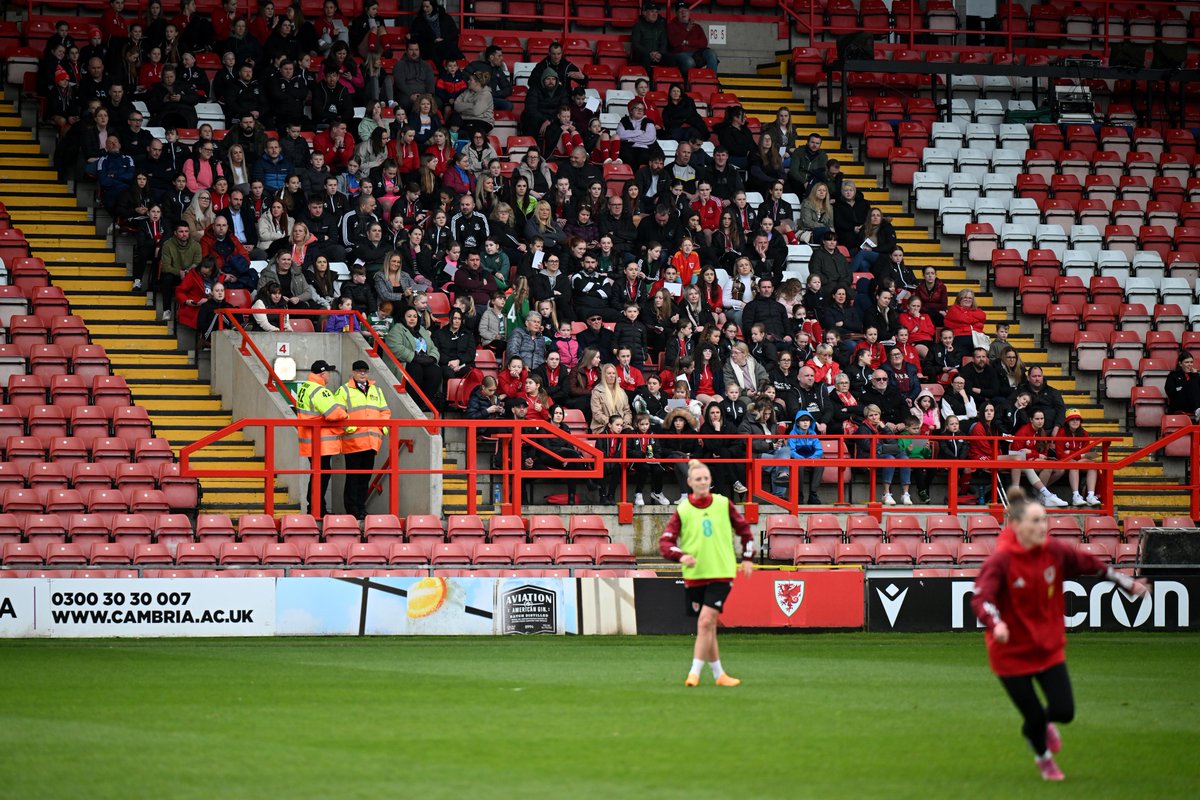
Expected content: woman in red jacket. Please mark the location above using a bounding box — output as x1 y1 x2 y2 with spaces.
971 492 1148 781
943 288 986 354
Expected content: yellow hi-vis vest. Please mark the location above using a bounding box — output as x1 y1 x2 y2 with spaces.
335 380 389 454
294 376 348 458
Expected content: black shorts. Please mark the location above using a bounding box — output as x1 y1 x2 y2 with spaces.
685 581 733 616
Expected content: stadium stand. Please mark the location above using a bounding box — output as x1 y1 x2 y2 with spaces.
0 0 1193 577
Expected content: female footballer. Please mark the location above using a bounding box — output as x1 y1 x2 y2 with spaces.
971 491 1149 780
659 460 755 687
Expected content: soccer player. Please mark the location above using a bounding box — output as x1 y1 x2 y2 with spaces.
659 459 755 687
971 491 1149 781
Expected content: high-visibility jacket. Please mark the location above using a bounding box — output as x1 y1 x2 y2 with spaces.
294 373 348 457
334 379 390 454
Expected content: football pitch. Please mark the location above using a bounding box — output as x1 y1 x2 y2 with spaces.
1 634 1197 799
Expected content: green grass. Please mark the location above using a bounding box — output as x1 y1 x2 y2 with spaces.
1 634 1197 799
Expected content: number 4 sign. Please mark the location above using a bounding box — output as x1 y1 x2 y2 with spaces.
276 342 290 357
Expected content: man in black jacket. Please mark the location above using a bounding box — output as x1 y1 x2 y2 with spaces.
226 63 264 125
559 146 603 195
862 370 909 431
577 313 616 362
218 189 262 254
794 365 830 433
301 198 346 261
740 277 790 344
1017 366 1067 436
597 196 638 258
571 254 619 322
311 68 352 130
449 195 490 255
146 67 199 128
707 147 744 205
961 348 1004 404
265 60 309 129
635 204 683 254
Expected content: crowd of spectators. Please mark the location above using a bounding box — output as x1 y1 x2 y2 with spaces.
38 0 1107 506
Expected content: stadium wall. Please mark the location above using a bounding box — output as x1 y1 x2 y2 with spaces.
4 573 1196 637
209 331 442 515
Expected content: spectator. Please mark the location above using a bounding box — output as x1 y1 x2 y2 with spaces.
1009 408 1068 507
1166 352 1200 420
667 3 717 72
521 69 567 137
848 206 897 272
384 305 442 411
590 363 633 433
899 296 935 357
786 408 825 503
1060 409 1101 507
943 288 986 354
409 1 461 65
787 133 828 194
884 346 921 405
617 100 658 169
913 265 949 324
507 311 547 370
467 45 513 111
249 282 292 332
1017 366 1066 436
961 348 1003 405
862 369 908 432
925 328 964 386
175 256 223 332
796 181 833 238
632 3 669 69
832 179 867 250
996 345 1027 396
323 295 363 332
854 402 912 506
941 374 978 422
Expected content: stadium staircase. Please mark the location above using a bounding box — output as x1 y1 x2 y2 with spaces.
763 46 1195 522
0 99 294 518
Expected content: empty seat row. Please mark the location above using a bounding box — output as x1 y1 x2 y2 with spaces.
0 539 636 568
0 568 656 579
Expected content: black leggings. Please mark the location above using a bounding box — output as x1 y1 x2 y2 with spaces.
999 662 1075 756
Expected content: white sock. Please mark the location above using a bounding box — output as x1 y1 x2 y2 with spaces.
689 658 704 677
708 659 724 678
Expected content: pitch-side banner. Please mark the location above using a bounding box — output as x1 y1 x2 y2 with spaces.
633 570 865 633
866 576 1199 632
0 579 276 638
275 576 580 635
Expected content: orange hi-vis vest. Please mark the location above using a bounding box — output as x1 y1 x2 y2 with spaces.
294 373 348 458
335 379 390 454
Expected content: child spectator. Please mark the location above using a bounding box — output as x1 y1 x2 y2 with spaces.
323 295 362 332
914 389 940 432
937 414 970 503
498 355 527 400
632 373 669 427
986 322 1011 364
1060 409 1101 506
899 415 932 503
788 409 825 504
598 414 627 503
629 413 669 506
852 325 886 369
613 304 649 369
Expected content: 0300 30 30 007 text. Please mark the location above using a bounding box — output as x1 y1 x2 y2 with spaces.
50 590 192 608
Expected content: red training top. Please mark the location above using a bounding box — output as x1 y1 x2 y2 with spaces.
971 527 1113 677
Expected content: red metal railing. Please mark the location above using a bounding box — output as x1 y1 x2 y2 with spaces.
179 416 1200 521
214 307 440 418
178 417 604 518
786 0 1196 56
